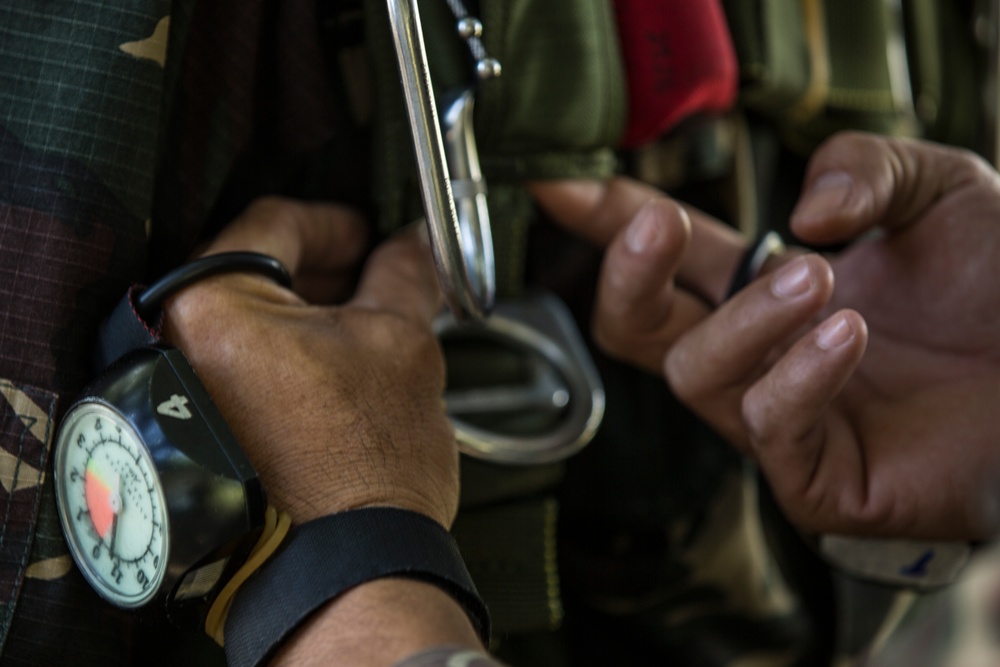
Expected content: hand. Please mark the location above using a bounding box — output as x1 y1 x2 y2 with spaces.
161 197 457 527
163 198 480 664
533 133 1000 540
528 177 746 372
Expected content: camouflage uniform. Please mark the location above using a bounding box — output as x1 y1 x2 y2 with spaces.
0 1 365 664
1 3 171 664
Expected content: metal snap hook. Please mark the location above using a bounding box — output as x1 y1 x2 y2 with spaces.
387 1 604 464
386 0 496 322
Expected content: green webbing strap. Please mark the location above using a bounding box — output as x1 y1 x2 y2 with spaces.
725 0 921 153
451 497 563 638
724 0 813 117
791 0 918 149
903 0 981 150
473 0 626 168
484 184 534 298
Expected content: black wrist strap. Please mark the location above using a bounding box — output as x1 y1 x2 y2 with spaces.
224 507 491 667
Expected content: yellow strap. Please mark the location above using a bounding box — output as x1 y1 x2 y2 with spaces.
789 0 831 124
204 505 293 645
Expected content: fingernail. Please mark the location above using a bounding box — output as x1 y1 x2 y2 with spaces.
772 256 813 298
792 171 855 225
625 203 665 254
816 313 854 350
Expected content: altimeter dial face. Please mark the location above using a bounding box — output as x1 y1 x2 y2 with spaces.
54 402 169 608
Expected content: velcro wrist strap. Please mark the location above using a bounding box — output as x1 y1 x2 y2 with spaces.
224 507 491 667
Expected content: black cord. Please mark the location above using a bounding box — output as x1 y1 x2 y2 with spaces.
136 252 292 322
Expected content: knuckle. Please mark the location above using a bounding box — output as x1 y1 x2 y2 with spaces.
741 389 776 444
953 148 998 185
245 195 295 218
165 283 226 332
244 196 310 234
843 491 898 533
817 130 871 160
664 347 703 402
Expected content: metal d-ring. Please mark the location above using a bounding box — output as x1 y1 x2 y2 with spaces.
435 292 606 465
386 0 496 322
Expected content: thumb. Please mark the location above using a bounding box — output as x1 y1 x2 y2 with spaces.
790 132 998 245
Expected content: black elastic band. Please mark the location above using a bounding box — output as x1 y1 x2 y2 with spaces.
724 231 785 300
95 253 291 371
224 507 491 667
136 252 291 322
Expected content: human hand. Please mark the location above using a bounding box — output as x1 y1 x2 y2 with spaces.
533 133 1000 540
162 197 456 527
528 177 747 372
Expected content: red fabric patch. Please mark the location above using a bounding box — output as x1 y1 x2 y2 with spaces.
614 0 739 148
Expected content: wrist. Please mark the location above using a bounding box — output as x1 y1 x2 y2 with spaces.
256 467 458 527
271 579 483 666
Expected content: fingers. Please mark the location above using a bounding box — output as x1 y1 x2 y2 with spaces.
530 176 745 305
352 229 443 327
202 196 369 279
528 177 661 246
664 252 871 532
741 309 869 530
666 254 836 445
790 131 999 245
592 198 711 372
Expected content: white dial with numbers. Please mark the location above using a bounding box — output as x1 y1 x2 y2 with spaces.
54 401 169 608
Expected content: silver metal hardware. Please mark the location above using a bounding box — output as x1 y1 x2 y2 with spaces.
436 292 605 465
456 17 483 39
475 58 503 81
386 0 496 321
440 89 494 303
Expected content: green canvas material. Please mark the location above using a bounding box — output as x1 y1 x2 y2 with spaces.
366 0 626 296
903 0 982 149
725 0 927 153
724 0 813 117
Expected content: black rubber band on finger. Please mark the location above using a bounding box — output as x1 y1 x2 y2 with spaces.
725 231 786 300
95 253 291 371
136 252 292 322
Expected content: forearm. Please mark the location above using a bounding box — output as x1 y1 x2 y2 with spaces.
269 579 484 666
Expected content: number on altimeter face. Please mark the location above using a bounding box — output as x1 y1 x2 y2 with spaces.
54 402 169 608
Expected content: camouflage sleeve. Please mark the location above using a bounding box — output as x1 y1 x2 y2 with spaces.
392 647 507 667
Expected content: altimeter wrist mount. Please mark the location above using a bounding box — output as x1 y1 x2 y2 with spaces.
53 252 290 627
